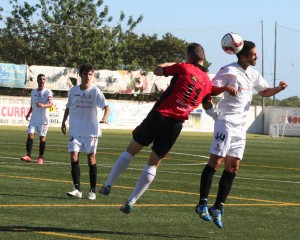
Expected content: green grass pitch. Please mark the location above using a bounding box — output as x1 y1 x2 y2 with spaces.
0 126 299 240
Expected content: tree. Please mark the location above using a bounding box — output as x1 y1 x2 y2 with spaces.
0 0 210 72
251 94 300 107
278 96 300 107
251 94 273 106
0 0 143 68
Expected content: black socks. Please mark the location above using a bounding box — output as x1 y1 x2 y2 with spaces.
71 162 81 191
89 164 97 191
214 170 236 210
199 164 216 204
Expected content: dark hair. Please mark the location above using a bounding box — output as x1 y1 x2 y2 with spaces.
236 40 256 58
187 43 206 62
79 63 94 75
37 74 45 80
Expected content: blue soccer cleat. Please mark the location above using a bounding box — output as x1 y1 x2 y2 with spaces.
195 203 211 221
120 200 133 214
209 206 224 228
98 184 111 196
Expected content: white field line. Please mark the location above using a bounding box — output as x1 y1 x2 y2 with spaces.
0 155 299 185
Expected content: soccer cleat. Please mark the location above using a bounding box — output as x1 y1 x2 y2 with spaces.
20 155 32 162
67 189 82 199
209 206 224 228
195 203 211 221
98 185 111 196
88 191 96 200
37 157 44 164
120 200 133 214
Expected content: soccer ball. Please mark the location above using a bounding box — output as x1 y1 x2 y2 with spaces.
221 33 244 54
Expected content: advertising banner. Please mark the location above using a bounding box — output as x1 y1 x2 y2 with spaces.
26 66 78 91
0 97 209 132
264 107 300 136
0 63 26 88
0 96 65 127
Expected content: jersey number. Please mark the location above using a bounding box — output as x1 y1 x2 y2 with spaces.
184 83 201 104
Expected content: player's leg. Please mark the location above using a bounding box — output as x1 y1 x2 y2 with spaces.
209 156 239 228
210 122 245 228
120 151 160 213
196 154 223 221
21 126 35 162
86 137 98 200
215 156 240 210
37 124 49 164
100 111 159 195
196 119 229 223
67 136 82 198
99 139 144 195
120 117 182 213
213 126 245 211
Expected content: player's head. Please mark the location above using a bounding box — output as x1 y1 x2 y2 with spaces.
79 63 95 84
186 43 206 64
79 63 94 75
236 40 258 66
236 40 255 57
37 74 46 89
37 74 45 81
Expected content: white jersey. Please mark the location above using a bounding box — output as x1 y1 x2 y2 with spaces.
66 85 108 137
29 88 53 125
213 62 269 124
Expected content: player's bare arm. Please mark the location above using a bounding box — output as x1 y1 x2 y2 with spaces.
100 105 110 124
25 106 33 121
153 62 176 76
36 102 54 108
61 108 70 135
258 81 288 97
202 101 213 110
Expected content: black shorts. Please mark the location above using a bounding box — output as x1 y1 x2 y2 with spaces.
132 110 183 158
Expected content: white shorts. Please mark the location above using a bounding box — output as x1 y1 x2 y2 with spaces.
27 124 49 137
210 120 246 160
68 136 98 154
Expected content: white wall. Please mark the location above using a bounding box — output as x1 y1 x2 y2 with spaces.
263 107 300 136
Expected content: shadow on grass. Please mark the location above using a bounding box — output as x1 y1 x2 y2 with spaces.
0 226 206 239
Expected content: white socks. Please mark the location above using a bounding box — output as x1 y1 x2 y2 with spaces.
128 165 157 204
105 151 133 186
105 152 157 205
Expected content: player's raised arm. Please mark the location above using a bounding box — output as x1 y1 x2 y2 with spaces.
154 62 176 76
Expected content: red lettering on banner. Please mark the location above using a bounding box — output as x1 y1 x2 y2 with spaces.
7 107 13 116
1 106 30 117
21 107 27 116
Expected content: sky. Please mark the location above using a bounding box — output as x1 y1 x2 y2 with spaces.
1 0 300 100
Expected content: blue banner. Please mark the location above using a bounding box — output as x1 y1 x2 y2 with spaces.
0 63 26 88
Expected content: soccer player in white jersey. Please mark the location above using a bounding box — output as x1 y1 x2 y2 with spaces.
21 74 53 165
61 63 110 201
195 40 288 228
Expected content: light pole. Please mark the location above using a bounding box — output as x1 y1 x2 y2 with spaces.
273 21 277 106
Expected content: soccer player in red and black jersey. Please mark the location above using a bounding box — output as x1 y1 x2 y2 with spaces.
99 43 222 213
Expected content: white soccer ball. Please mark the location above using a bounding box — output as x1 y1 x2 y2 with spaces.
221 33 244 54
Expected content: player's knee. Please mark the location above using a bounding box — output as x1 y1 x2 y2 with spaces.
225 164 239 174
208 154 223 170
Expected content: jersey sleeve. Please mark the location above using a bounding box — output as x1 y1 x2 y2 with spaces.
253 72 269 92
66 88 72 108
212 67 237 87
163 63 184 77
96 88 108 109
47 90 53 103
